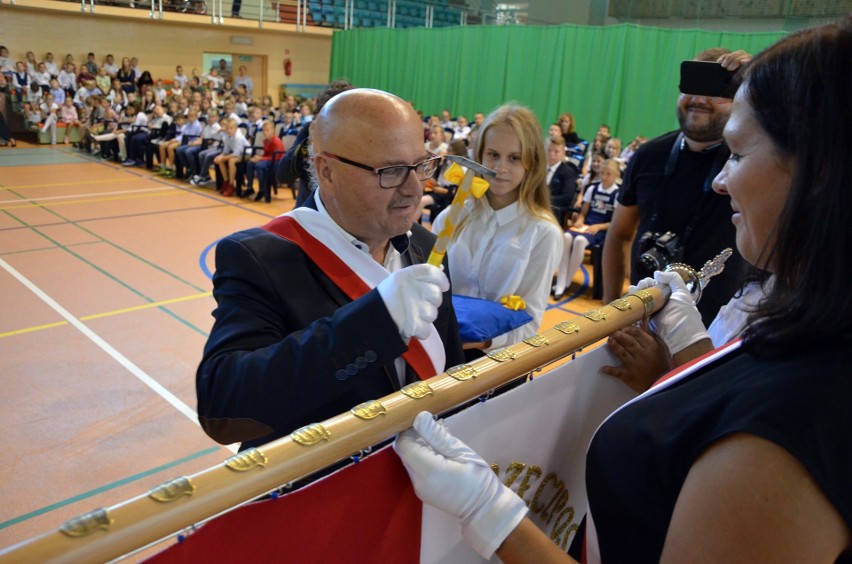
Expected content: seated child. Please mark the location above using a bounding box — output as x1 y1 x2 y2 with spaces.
156 113 187 177
60 96 82 145
244 120 284 202
552 158 620 300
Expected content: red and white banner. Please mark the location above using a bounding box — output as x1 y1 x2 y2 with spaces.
148 345 634 563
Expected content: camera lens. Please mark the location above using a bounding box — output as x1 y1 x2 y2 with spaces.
639 251 664 276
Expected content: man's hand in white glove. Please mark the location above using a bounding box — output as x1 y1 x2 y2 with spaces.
376 264 448 341
627 271 709 355
393 412 529 559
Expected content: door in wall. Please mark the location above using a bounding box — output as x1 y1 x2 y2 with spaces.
233 54 267 101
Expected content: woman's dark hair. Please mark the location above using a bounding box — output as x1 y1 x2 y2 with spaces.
137 71 153 87
742 16 852 352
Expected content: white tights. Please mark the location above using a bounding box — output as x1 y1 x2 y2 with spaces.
553 231 590 296
41 114 57 144
92 132 127 161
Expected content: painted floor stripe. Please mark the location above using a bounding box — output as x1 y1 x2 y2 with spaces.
1 177 141 190
0 258 236 453
546 265 591 310
0 190 182 211
0 320 69 338
0 187 172 206
0 292 214 339
0 446 223 531
80 291 213 321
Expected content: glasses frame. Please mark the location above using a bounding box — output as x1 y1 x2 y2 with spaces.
319 151 441 189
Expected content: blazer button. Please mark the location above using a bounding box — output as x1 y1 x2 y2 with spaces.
355 356 368 368
335 369 348 381
364 350 377 363
345 363 358 375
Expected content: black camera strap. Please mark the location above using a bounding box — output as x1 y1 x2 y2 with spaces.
647 132 729 245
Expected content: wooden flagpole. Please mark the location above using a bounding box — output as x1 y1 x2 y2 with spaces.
0 287 667 564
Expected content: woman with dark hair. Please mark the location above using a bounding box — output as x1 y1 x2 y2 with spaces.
395 17 852 563
136 70 154 92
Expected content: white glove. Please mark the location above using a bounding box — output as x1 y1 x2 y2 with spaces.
638 271 709 355
626 275 656 295
377 264 448 341
393 412 529 559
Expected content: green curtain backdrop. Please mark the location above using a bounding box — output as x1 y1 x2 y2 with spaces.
329 23 786 143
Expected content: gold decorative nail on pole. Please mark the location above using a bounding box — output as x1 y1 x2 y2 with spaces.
148 477 196 503
59 509 112 538
224 448 269 471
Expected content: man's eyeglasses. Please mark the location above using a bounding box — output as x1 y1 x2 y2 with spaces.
319 152 441 189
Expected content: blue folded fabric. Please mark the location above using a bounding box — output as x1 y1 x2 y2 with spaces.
451 294 533 343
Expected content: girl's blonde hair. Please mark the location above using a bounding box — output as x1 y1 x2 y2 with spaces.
605 137 622 156
601 158 621 177
453 104 556 238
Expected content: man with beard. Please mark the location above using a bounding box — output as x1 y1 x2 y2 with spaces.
602 48 749 325
197 88 464 452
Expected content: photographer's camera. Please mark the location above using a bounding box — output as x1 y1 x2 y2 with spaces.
636 231 683 278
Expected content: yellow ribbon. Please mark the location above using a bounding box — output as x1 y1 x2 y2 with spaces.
427 162 490 267
443 163 490 198
499 295 526 311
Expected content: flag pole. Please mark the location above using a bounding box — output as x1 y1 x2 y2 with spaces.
0 288 667 564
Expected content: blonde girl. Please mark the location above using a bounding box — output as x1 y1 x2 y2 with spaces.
431 104 562 352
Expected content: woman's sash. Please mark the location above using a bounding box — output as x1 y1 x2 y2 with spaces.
583 338 743 563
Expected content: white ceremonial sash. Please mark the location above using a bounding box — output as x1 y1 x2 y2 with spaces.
583 339 743 564
284 207 446 375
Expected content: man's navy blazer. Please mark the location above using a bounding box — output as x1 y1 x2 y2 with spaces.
196 196 464 450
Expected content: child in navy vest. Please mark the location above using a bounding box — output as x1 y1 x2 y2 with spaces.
553 158 620 300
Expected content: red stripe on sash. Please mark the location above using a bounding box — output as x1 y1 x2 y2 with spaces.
651 337 742 388
263 215 438 381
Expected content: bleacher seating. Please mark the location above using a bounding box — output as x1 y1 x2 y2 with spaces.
308 0 460 28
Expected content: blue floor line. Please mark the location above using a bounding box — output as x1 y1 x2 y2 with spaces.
546 265 591 310
0 446 222 531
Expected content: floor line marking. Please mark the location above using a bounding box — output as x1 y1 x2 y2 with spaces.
546 265 591 310
0 187 172 205
0 191 182 211
81 292 213 320
0 176 146 191
0 203 227 235
0 292 215 339
0 320 69 338
0 257 224 448
0 446 223 531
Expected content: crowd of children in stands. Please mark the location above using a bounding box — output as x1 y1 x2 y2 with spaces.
1 45 646 284
0 47 312 201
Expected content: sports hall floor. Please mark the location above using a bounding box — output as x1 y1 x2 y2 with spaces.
0 141 607 558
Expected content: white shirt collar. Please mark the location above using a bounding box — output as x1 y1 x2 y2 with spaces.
484 199 521 227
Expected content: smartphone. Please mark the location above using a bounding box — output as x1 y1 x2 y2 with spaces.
679 60 737 98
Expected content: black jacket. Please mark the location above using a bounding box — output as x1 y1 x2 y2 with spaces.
196 197 464 450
